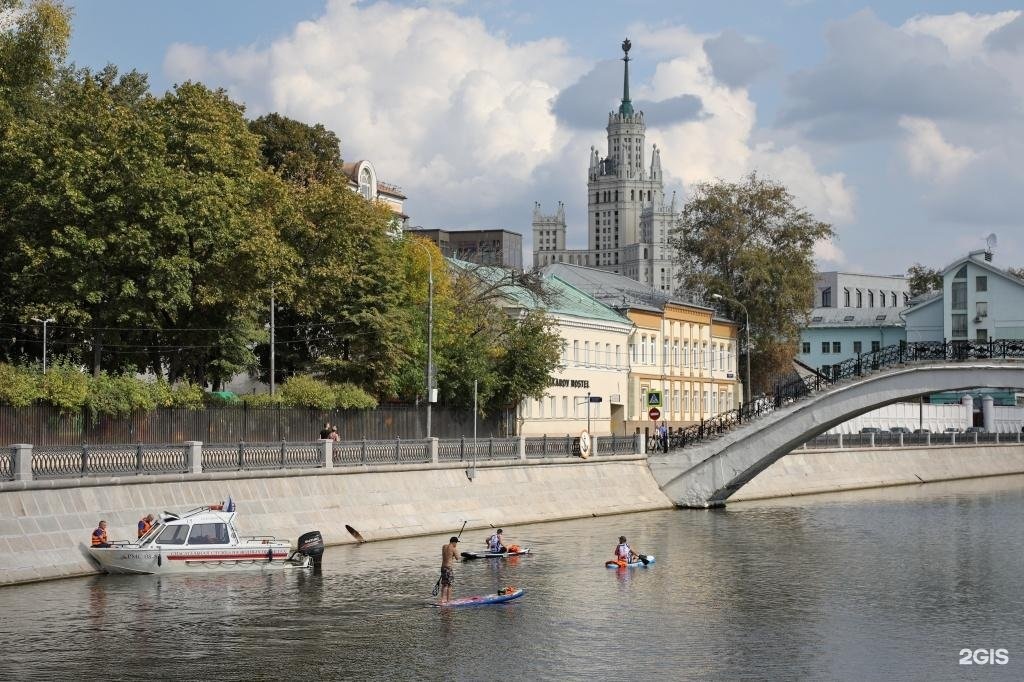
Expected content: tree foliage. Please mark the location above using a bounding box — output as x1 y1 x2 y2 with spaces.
906 263 943 298
670 172 835 393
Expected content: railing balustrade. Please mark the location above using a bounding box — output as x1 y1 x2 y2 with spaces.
31 443 188 479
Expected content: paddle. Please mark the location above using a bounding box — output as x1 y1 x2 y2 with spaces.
635 552 650 566
345 524 365 543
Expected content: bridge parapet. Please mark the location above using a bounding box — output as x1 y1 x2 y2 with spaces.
651 357 1024 507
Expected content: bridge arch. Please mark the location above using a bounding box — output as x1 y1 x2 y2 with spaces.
650 362 1024 508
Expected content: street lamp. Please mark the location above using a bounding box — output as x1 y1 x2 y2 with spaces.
411 241 435 438
31 317 56 374
711 294 750 406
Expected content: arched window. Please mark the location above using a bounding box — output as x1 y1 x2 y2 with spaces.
359 167 373 199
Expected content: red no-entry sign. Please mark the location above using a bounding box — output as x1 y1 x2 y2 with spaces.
648 407 661 421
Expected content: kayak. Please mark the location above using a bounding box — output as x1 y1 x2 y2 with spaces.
605 555 655 568
461 548 531 560
435 588 525 607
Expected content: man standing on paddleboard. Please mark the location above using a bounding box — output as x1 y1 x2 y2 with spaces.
440 536 460 603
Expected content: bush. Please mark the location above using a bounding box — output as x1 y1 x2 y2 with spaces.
168 381 205 409
0 363 40 407
40 359 89 412
279 374 335 409
334 382 377 409
240 393 282 408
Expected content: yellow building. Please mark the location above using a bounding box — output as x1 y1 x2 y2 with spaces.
542 264 741 435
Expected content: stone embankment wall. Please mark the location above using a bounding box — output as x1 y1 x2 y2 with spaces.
0 455 671 586
729 444 1024 502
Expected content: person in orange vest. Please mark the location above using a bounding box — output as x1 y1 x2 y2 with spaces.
137 514 155 538
91 520 110 548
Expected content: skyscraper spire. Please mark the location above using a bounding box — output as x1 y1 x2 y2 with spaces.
619 38 634 116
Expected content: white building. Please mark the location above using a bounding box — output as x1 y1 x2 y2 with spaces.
340 159 408 230
532 39 682 293
904 250 1024 342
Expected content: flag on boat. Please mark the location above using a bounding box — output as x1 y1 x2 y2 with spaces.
225 496 236 512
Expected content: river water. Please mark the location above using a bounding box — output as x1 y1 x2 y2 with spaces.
3 476 1024 681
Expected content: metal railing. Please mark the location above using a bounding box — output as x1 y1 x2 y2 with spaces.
669 338 1024 451
333 439 432 466
1 448 12 481
524 435 578 459
31 443 189 479
802 430 1022 450
437 437 519 462
595 435 636 456
202 442 324 472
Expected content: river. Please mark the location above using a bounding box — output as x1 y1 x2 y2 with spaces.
3 475 1024 680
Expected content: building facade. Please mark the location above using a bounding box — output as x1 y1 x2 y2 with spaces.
405 227 524 271
798 271 910 371
532 39 682 293
340 159 408 229
542 263 741 434
904 250 1024 342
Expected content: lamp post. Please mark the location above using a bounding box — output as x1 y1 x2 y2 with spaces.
31 317 56 374
411 241 435 438
711 294 750 406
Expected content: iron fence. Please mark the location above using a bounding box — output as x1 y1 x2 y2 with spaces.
668 338 1024 452
332 439 432 466
1 448 12 481
595 435 636 456
801 430 1020 450
524 435 578 459
31 443 189 479
437 437 519 462
0 404 510 446
202 442 324 472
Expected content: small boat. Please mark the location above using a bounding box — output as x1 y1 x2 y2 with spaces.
605 554 655 568
88 505 325 575
435 587 525 607
461 548 532 560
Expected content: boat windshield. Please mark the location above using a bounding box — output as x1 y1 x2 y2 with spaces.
154 524 189 545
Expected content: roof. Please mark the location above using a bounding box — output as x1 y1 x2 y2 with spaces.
941 251 1024 287
450 260 631 326
541 262 713 312
903 290 943 314
806 307 907 328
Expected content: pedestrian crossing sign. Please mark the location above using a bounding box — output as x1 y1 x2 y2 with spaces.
646 390 662 408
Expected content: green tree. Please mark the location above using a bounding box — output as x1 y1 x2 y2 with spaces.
669 172 835 393
249 112 342 185
0 0 71 117
1006 267 1024 280
906 263 943 298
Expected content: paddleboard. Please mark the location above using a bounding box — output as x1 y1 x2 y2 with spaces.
461 548 532 560
605 555 655 568
435 588 525 607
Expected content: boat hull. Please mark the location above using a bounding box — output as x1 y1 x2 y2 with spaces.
88 546 309 575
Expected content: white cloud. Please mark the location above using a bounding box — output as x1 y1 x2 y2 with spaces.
899 116 977 183
902 10 1020 58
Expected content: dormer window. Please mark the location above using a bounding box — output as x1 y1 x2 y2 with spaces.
358 167 373 199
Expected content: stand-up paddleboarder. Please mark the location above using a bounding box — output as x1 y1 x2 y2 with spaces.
439 536 460 603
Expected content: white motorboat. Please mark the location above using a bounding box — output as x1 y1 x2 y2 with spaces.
88 505 325 575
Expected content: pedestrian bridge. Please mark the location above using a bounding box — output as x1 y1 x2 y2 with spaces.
648 360 1024 507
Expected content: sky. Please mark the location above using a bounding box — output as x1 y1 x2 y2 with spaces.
65 0 1024 276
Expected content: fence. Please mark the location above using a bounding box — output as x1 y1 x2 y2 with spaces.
0 403 510 446
3 434 643 483
801 430 1023 450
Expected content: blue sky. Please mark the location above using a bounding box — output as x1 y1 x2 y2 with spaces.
66 0 1024 275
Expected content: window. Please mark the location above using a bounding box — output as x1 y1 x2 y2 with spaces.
821 287 832 307
976 276 987 292
832 342 841 353
615 345 621 367
549 396 556 416
640 336 647 364
358 167 373 199
952 313 968 338
584 341 591 364
951 281 967 309
844 315 855 322
822 342 830 354
844 289 851 307
976 328 988 342
539 399 544 418
562 396 568 417
976 301 987 318
605 343 612 366
871 341 880 352
802 342 810 354
875 314 886 321
156 525 189 545
573 340 579 363
890 292 897 307
853 341 862 354
868 291 874 307
856 290 863 307
188 522 229 545
684 390 690 414
630 342 636 363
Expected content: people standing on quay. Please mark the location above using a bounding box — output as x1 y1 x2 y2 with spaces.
137 514 155 538
330 425 340 443
320 422 333 439
91 520 110 548
439 536 460 604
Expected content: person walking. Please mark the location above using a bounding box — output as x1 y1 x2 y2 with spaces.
439 536 460 604
91 520 110 548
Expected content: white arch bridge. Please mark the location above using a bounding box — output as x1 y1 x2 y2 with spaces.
648 341 1024 508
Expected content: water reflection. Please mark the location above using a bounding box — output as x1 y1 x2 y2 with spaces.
2 475 1024 680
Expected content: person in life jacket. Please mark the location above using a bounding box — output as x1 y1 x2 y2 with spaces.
137 514 155 538
486 529 506 554
613 535 635 567
91 520 110 548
